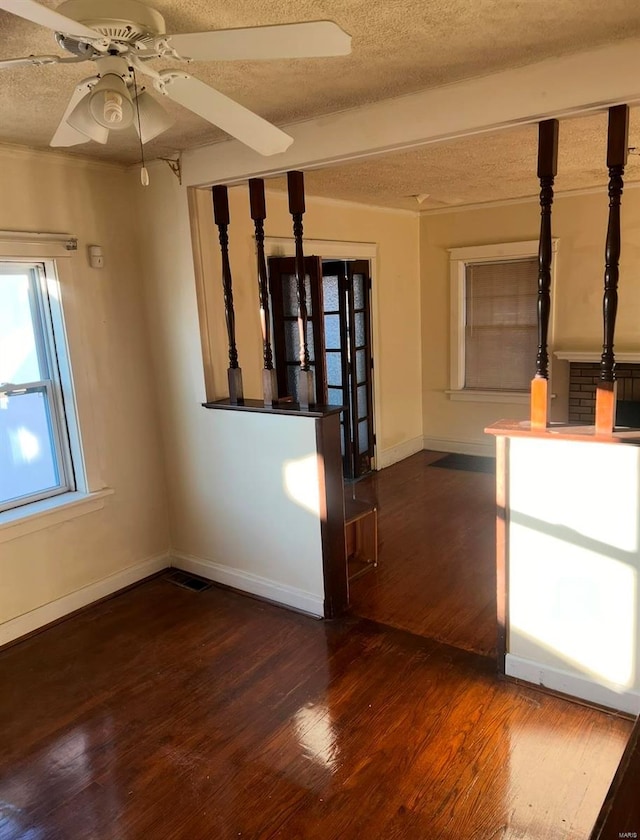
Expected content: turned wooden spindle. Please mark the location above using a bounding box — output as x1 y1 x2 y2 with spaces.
287 170 315 409
595 104 629 435
249 178 278 407
212 185 243 404
530 119 558 429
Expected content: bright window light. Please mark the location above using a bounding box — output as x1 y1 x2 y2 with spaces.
0 261 76 513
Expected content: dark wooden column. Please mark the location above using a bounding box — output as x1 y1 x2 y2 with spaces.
530 119 558 429
212 185 243 404
595 104 629 435
249 178 277 406
287 170 315 410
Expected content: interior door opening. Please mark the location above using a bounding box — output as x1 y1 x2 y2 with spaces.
267 255 375 480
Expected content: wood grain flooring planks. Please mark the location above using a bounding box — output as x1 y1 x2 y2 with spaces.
0 575 631 839
348 450 497 655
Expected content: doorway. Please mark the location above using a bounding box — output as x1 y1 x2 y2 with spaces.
267 256 375 479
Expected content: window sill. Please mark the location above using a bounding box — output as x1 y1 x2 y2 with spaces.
446 389 532 404
0 488 114 544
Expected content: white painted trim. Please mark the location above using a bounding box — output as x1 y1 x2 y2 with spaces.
171 552 324 617
423 436 496 457
446 389 530 405
182 37 640 187
555 350 640 363
0 231 77 256
449 258 466 390
448 240 544 260
264 236 377 260
506 653 640 715
0 552 169 646
0 488 114 544
377 435 424 469
449 240 559 393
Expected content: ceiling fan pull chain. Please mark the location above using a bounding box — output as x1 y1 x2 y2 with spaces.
131 65 149 187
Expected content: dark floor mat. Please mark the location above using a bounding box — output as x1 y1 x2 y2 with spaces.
430 453 495 474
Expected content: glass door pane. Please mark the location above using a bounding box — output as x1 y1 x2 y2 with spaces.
347 261 374 477
322 262 352 474
267 257 326 404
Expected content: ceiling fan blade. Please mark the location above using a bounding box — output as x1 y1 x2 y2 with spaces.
50 84 97 147
0 54 63 71
162 74 293 156
165 21 351 61
0 0 102 39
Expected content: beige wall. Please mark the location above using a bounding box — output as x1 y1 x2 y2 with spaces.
0 147 170 630
192 185 423 463
135 164 421 584
420 188 640 453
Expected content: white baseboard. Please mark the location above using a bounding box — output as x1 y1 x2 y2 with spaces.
377 435 424 469
422 436 496 457
0 552 169 647
506 653 640 715
171 552 324 618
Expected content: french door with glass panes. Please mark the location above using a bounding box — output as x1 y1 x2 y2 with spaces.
267 256 374 479
267 256 327 403
322 260 374 479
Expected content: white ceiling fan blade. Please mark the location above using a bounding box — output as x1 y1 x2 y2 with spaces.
50 84 95 147
166 21 351 61
162 74 293 156
0 54 63 70
0 0 102 39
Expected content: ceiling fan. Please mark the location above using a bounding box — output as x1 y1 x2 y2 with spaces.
0 0 351 155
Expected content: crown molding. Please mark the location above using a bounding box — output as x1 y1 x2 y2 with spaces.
419 179 640 216
0 141 127 172
263 188 419 218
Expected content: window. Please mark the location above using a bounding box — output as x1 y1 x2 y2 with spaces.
465 258 537 390
0 260 76 512
449 240 557 403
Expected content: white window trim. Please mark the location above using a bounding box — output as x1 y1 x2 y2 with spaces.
448 239 559 402
0 488 114 544
0 233 111 533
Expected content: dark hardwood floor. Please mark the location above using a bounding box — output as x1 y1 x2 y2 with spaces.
348 450 497 655
0 576 632 840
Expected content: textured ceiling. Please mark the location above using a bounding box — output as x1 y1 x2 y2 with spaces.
3 0 640 210
2 0 640 165
267 109 640 210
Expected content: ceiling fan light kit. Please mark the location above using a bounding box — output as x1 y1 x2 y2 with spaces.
67 95 109 143
133 91 174 144
0 0 352 156
86 58 135 129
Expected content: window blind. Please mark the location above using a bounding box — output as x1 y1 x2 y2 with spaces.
464 257 538 391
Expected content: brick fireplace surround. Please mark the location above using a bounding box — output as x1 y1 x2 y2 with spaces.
568 361 640 424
